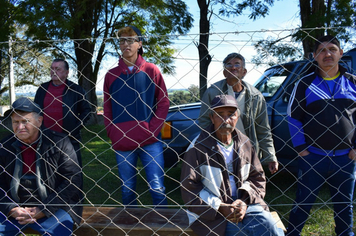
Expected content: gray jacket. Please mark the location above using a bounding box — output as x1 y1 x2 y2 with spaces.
198 79 277 163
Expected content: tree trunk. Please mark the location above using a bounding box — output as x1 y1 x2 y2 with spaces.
299 0 326 58
71 0 98 124
197 0 212 98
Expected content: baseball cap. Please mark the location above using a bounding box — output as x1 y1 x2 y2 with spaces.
4 97 41 117
210 95 239 110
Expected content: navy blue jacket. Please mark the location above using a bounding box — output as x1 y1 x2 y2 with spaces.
287 66 356 156
0 130 83 224
34 80 91 142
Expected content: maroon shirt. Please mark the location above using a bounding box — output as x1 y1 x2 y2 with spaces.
20 143 38 174
43 83 66 132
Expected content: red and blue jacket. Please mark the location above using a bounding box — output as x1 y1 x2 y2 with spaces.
103 55 169 151
287 66 356 156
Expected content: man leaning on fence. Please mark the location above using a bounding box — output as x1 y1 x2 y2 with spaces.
0 97 82 236
103 26 169 206
34 58 91 167
181 94 284 236
287 35 356 236
199 53 279 175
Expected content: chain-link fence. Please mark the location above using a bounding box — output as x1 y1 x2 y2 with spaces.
0 28 356 235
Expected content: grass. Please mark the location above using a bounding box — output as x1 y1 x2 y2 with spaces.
1 123 355 235
80 124 356 235
80 124 183 207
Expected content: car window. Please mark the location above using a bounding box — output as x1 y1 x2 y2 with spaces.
254 64 294 98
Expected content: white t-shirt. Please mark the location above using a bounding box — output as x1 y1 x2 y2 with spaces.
217 142 237 197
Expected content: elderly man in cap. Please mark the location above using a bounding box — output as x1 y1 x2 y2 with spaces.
181 95 284 236
103 26 169 206
199 53 279 174
0 97 82 236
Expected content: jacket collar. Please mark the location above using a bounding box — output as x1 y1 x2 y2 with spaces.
118 54 145 73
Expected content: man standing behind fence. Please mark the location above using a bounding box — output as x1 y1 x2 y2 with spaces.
0 97 82 236
181 94 284 236
287 35 356 236
34 58 91 167
199 53 279 174
103 26 169 206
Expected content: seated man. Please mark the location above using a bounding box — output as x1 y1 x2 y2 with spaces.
180 94 284 236
0 97 82 236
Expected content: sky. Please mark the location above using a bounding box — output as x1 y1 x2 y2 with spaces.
158 0 301 90
94 0 301 92
15 0 301 94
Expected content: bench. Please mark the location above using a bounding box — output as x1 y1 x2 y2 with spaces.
24 207 286 235
74 207 286 236
74 207 196 236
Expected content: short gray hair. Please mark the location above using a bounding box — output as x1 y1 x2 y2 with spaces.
223 53 246 68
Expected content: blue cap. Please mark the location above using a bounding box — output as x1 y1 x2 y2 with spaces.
128 25 144 55
5 97 41 117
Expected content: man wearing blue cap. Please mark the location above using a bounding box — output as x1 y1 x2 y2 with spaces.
103 26 169 206
0 97 82 236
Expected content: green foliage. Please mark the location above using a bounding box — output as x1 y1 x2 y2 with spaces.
252 36 304 66
252 0 356 65
169 84 200 106
0 95 10 106
16 0 194 73
13 0 193 105
217 0 275 20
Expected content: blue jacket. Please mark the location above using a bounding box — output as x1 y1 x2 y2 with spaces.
287 66 356 156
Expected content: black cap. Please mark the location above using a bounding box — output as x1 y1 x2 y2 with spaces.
4 97 41 117
210 95 239 110
128 25 144 55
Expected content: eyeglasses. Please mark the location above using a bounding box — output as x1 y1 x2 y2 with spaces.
119 37 139 45
224 63 242 69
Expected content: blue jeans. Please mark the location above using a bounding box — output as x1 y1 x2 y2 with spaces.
0 209 73 236
225 204 285 236
115 141 167 206
287 152 356 236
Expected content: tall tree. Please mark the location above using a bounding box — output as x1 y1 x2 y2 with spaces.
0 0 16 95
196 0 275 97
252 0 356 66
17 0 193 120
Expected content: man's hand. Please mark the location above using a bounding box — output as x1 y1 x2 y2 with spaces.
268 161 279 174
218 199 247 223
348 149 356 161
24 207 46 220
9 207 45 225
298 150 310 157
232 200 247 222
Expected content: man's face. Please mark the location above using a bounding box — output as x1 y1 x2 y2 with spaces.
223 57 247 82
12 112 43 144
119 33 142 59
210 107 238 140
313 42 343 72
50 61 69 85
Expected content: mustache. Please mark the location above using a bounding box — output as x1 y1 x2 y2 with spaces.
219 123 234 129
323 57 333 61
